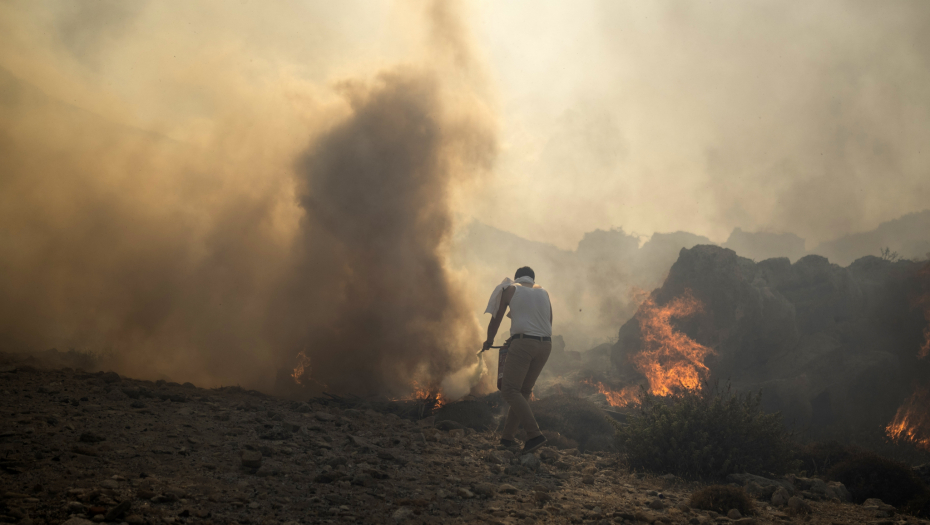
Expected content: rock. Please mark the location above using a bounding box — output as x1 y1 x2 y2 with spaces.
826 481 851 502
488 450 514 464
582 474 595 485
125 516 145 525
498 484 519 494
787 496 812 514
241 450 262 469
648 499 667 510
417 417 435 428
348 435 378 452
727 472 793 494
104 500 131 521
519 453 541 470
435 420 464 431
255 464 276 477
733 519 756 525
392 507 413 520
79 432 105 443
539 448 560 461
771 487 790 507
62 519 95 525
314 411 335 422
456 487 475 499
100 371 121 384
448 428 465 439
71 445 98 456
472 482 497 496
727 508 742 519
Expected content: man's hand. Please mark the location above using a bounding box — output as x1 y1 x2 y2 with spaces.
482 340 493 351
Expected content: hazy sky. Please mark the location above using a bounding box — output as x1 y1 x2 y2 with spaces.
3 1 928 249
467 0 930 248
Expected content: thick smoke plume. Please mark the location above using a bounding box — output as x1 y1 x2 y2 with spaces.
282 67 496 396
0 1 496 395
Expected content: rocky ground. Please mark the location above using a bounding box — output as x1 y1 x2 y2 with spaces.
1 362 927 525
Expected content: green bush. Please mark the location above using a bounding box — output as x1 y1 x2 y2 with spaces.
612 384 795 479
827 451 927 508
689 485 754 515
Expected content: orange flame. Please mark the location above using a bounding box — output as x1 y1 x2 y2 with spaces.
291 351 312 385
632 290 715 397
582 378 640 407
409 380 445 409
885 385 930 450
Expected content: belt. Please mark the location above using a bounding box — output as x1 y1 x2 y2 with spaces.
512 334 551 342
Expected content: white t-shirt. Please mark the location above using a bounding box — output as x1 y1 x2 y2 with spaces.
509 285 552 337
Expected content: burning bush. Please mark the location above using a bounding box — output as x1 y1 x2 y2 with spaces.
529 394 615 452
613 384 795 479
688 485 754 516
827 451 928 508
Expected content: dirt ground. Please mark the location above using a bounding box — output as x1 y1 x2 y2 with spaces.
1 359 927 525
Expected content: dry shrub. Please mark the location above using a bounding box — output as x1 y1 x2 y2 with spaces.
828 451 928 508
689 485 754 515
530 393 614 452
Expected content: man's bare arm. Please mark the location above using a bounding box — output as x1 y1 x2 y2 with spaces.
483 286 516 350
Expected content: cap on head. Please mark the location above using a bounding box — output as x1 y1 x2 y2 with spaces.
514 266 535 280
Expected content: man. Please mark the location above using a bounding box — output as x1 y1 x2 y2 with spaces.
482 266 552 454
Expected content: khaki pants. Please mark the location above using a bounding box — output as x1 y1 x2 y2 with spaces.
500 337 551 440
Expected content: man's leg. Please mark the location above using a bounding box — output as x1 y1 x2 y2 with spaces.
519 341 552 405
500 339 543 440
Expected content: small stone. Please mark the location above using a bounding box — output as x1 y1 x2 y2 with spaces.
314 411 335 422
456 487 475 499
392 507 413 520
125 516 145 525
241 450 262 468
62 519 95 525
498 484 519 494
104 500 131 521
727 508 742 519
79 432 105 443
787 496 812 514
472 482 497 496
539 448 560 461
488 450 514 464
519 453 541 470
582 474 595 485
648 499 667 510
771 487 789 507
99 480 119 489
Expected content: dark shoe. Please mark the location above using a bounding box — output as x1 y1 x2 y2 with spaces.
521 435 546 454
499 438 518 448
